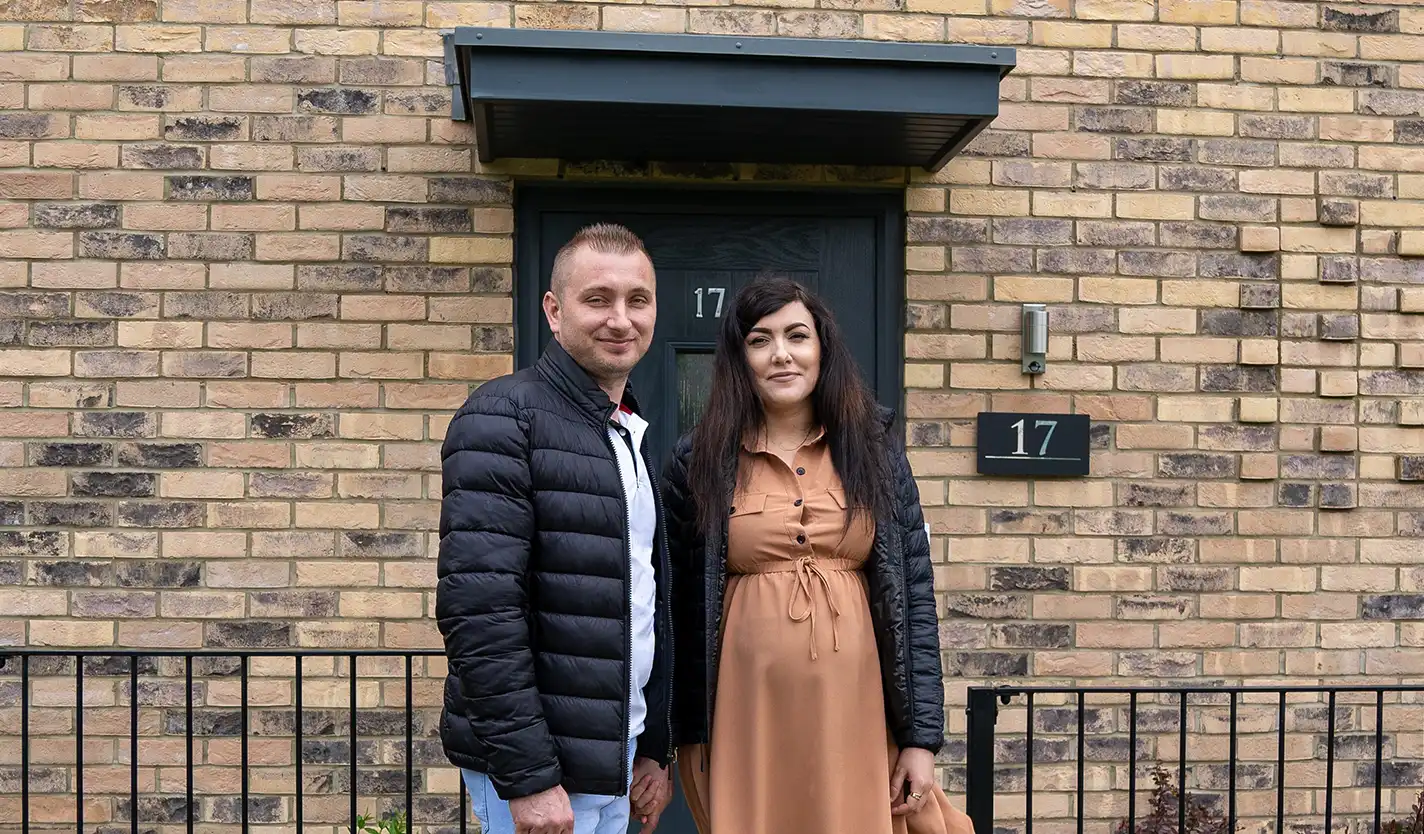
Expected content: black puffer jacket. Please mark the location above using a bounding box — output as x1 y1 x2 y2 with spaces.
436 340 674 800
662 412 945 753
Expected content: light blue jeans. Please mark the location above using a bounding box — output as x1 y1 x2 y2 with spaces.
462 748 637 834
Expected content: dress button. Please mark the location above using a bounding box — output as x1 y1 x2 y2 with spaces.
796 534 806 544
729 507 735 515
796 467 806 476
793 498 803 507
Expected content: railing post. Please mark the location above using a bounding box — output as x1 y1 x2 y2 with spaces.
966 687 1000 834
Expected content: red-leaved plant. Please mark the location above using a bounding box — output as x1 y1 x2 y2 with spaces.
1382 791 1424 834
1116 769 1424 834
1114 766 1234 834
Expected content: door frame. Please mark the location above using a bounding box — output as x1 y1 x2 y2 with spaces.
513 182 907 412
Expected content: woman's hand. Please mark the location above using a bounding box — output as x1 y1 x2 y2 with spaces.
890 746 936 816
630 757 671 827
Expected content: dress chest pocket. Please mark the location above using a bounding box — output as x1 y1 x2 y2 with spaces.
729 492 767 518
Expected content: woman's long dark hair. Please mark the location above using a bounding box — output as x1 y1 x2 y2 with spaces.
686 275 893 532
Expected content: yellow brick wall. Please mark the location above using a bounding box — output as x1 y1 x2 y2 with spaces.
3 0 1424 828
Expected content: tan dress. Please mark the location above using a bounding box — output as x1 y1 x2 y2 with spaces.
678 430 975 834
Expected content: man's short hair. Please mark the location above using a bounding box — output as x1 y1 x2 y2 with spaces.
550 223 650 298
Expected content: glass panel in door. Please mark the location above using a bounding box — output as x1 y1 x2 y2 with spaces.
675 349 715 440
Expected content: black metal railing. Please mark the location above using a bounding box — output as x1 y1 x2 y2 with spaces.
0 649 472 834
965 684 1424 834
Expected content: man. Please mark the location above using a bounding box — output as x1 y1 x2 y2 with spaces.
437 223 674 834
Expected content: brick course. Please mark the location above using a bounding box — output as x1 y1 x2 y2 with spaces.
3 0 1424 828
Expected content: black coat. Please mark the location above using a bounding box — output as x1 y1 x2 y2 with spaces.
436 340 674 801
662 414 945 753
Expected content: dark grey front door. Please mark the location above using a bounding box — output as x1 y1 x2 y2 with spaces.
514 185 903 834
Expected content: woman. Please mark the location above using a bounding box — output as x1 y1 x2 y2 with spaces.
660 276 973 834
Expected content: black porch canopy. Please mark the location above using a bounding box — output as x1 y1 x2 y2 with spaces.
444 28 1015 172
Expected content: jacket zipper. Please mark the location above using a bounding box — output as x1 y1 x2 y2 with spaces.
602 406 633 790
646 450 676 764
894 523 916 726
705 524 726 752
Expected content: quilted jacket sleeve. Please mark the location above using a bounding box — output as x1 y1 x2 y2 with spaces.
661 436 708 745
436 392 562 799
891 444 948 752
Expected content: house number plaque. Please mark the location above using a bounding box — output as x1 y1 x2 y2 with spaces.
975 412 1091 477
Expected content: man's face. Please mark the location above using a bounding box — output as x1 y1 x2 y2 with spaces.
543 247 657 386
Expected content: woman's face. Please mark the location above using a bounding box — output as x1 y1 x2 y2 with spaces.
744 300 821 412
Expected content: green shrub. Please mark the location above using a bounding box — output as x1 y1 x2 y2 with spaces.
353 811 408 834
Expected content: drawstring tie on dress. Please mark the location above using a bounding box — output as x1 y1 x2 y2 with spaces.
788 555 842 660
